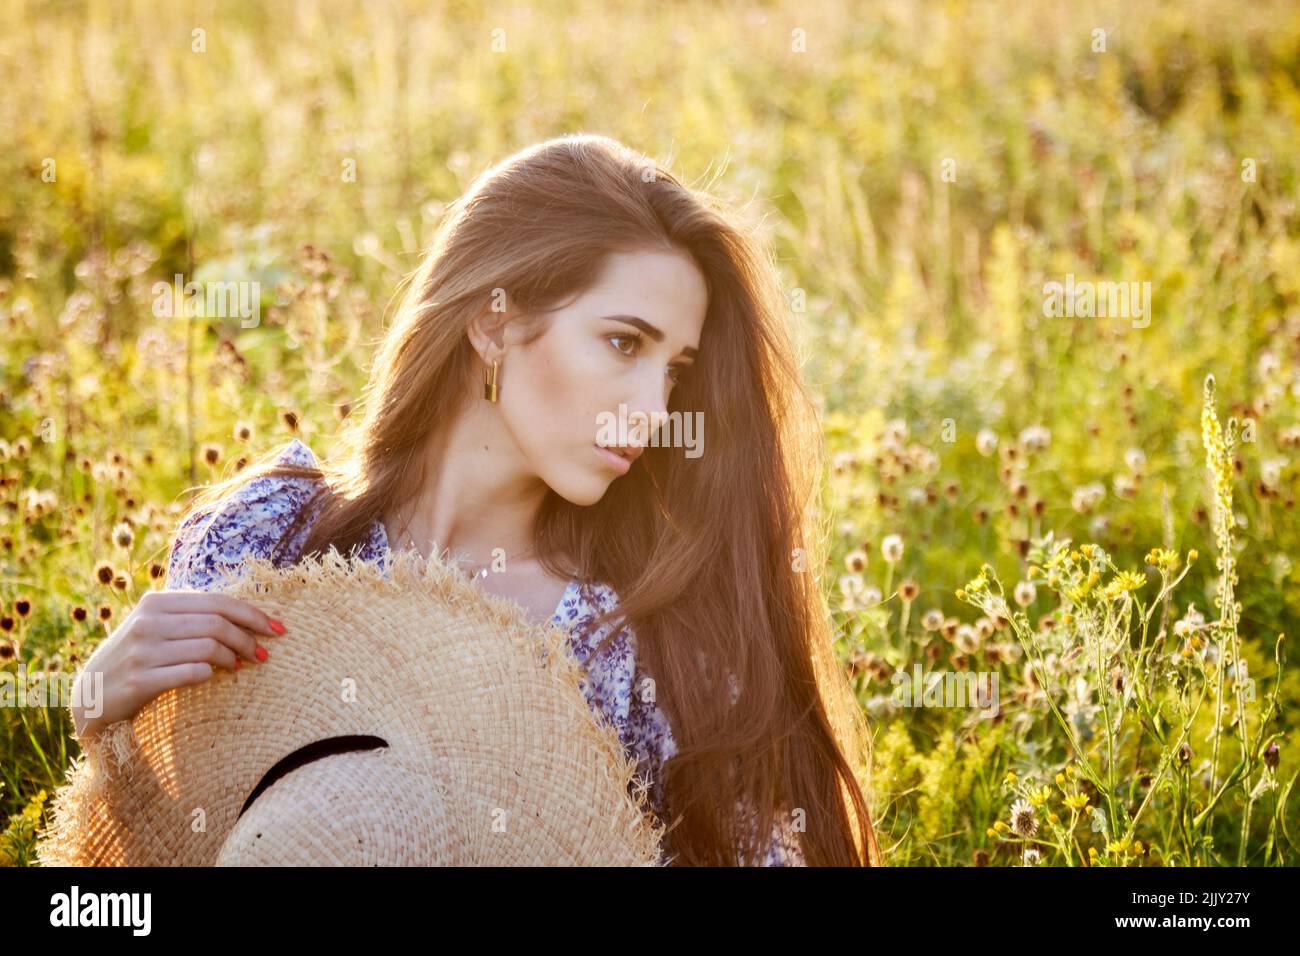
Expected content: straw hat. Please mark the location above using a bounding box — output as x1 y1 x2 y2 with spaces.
37 546 666 866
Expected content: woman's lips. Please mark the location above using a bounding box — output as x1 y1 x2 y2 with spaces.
594 443 632 474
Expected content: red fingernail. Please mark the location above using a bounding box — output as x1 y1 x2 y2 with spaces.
255 645 269 662
269 619 287 635
235 658 242 671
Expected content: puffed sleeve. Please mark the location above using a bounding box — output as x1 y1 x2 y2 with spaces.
164 438 325 592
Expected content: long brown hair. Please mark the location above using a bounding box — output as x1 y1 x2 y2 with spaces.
181 134 880 866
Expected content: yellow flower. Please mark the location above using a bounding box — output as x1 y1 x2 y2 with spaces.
1106 837 1132 856
1055 772 1066 787
1146 548 1181 572
993 820 1009 833
986 828 998 839
1028 786 1051 806
21 789 47 823
1047 812 1060 825
1063 793 1091 811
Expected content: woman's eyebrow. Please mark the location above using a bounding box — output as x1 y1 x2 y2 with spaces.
602 314 699 359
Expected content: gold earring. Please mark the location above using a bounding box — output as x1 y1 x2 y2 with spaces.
484 359 500 402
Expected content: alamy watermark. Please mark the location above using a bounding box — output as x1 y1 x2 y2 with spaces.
1042 273 1151 329
596 405 704 458
152 273 261 327
891 663 999 718
1 669 102 717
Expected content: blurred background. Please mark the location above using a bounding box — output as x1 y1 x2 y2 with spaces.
2 0 1299 865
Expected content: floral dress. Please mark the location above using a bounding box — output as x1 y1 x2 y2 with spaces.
165 438 805 866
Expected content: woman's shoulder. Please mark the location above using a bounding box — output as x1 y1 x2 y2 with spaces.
164 438 327 591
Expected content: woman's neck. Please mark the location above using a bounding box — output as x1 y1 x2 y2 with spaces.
382 400 550 570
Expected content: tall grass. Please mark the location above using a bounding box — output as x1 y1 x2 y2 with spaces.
2 0 1299 864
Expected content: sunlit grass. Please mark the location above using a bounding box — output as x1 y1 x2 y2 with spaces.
2 0 1299 864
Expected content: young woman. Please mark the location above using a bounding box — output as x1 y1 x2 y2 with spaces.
72 133 880 867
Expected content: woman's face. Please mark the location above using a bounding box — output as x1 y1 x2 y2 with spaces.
491 249 708 506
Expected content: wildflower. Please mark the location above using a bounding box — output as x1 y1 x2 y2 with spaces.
1010 798 1038 837
1173 603 1205 637
1028 786 1051 806
975 429 998 457
844 548 868 574
1102 570 1146 601
13 598 31 618
955 625 979 654
993 820 1009 833
838 574 866 608
1071 482 1106 514
22 487 58 519
1022 847 1041 866
95 562 115 586
1124 447 1147 473
280 408 300 433
69 605 88 623
898 579 919 601
1013 580 1037 607
1047 812 1060 825
1260 458 1285 492
233 421 254 443
881 419 908 446
1201 375 1238 596
1063 793 1090 812
881 534 904 563
1144 548 1180 571
1 616 14 633
1113 473 1138 498
921 609 945 631
1178 742 1193 766
112 521 135 550
1264 741 1280 770
98 604 113 621
1019 425 1051 452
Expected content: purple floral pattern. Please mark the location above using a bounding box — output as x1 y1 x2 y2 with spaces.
165 438 805 866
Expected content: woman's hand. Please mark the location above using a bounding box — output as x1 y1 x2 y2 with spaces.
71 589 285 743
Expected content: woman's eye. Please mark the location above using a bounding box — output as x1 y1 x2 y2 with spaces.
608 334 640 356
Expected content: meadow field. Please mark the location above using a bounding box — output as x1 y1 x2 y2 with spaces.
2 0 1299 865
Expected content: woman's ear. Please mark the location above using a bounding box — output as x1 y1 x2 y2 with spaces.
466 293 514 364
